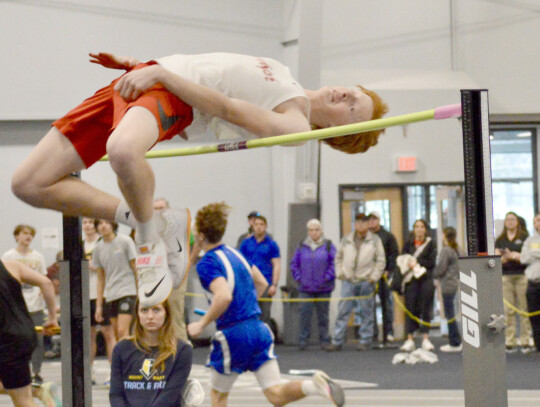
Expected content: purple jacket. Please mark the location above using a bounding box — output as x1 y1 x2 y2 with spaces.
290 240 336 293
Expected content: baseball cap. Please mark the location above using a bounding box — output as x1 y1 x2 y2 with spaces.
247 211 261 218
355 213 369 222
369 211 381 219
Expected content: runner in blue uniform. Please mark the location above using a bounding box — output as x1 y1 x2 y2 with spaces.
188 202 345 407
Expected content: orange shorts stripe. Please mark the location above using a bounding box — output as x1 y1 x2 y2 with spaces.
53 62 193 168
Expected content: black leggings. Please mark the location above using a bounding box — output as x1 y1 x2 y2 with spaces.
526 281 540 351
404 277 435 334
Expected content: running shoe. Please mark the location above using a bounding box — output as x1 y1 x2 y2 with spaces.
38 382 62 407
183 378 205 406
313 370 345 407
400 338 416 352
155 208 191 288
421 338 435 351
32 374 44 387
440 343 463 353
136 239 173 307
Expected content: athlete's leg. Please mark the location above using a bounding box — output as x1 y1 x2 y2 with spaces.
90 326 97 366
263 382 304 407
209 368 238 407
101 325 117 363
255 360 304 407
257 360 345 407
110 317 119 339
106 106 159 224
210 389 229 407
4 385 37 407
116 314 133 339
12 127 121 220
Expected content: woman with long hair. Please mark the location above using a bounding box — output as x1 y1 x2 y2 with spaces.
109 299 193 406
495 211 532 352
433 226 462 352
399 219 437 352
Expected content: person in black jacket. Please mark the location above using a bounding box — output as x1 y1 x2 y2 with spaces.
368 212 399 343
0 259 61 407
399 219 437 352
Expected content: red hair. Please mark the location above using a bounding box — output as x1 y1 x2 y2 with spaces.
323 85 389 154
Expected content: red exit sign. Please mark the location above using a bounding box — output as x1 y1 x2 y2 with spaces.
394 156 417 172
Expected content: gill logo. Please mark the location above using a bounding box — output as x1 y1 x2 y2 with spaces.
460 270 480 348
140 359 156 380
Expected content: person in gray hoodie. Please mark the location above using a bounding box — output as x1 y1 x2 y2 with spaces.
327 213 385 351
520 213 540 352
433 226 462 352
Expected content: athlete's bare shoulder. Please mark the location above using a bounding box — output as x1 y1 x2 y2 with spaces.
2 259 21 282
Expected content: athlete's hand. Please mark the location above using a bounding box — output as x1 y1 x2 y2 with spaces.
95 305 103 324
42 319 60 336
267 285 277 297
114 65 163 101
89 52 140 70
187 321 204 339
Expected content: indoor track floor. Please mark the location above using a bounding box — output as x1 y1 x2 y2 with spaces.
2 351 540 407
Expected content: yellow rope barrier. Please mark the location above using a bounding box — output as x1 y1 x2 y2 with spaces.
503 299 540 318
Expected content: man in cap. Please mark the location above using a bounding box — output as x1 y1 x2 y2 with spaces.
236 211 273 248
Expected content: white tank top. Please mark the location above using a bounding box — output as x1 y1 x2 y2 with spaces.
157 53 309 140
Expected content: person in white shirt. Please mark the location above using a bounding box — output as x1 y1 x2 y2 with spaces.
2 224 48 385
92 220 137 340
82 217 117 385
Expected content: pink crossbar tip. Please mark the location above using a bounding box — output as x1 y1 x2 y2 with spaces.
434 104 462 120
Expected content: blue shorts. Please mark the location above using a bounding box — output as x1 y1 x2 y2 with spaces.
208 318 276 375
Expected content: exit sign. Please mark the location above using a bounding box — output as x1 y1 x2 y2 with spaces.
394 156 417 172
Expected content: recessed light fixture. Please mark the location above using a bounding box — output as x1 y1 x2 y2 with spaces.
516 131 532 138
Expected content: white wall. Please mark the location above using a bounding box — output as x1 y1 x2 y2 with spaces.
2 0 540 332
0 0 283 119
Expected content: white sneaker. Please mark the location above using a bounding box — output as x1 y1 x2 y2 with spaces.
155 208 191 288
136 239 173 307
400 339 415 352
312 370 345 407
440 343 462 353
38 382 62 407
183 378 205 406
421 338 435 351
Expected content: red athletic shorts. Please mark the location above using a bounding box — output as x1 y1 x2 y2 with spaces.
53 62 193 168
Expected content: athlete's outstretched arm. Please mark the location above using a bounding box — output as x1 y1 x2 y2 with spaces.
114 64 311 138
89 52 140 71
187 277 231 338
3 260 58 333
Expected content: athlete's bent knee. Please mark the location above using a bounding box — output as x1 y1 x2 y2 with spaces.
263 386 284 406
11 168 41 206
106 139 145 175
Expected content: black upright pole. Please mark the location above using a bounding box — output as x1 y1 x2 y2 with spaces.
460 90 495 256
459 89 508 407
60 172 91 407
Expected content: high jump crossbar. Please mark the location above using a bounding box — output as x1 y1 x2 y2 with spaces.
100 104 461 160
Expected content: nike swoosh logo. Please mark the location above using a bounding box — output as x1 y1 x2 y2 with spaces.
157 100 184 132
144 275 166 298
176 238 183 253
